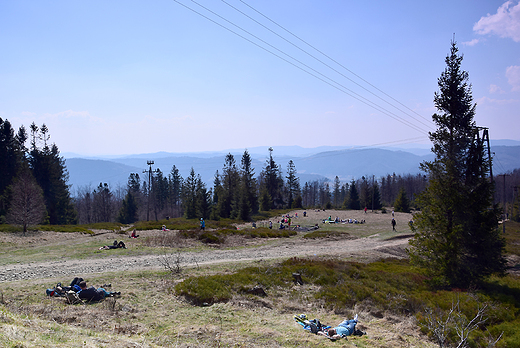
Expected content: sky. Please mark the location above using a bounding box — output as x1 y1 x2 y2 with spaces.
1 0 519 156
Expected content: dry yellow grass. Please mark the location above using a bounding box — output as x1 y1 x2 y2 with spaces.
0 209 436 348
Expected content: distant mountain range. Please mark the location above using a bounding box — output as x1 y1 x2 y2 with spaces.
63 142 520 194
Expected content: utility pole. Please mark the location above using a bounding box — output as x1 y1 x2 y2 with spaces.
143 160 154 221
371 175 375 212
497 174 508 234
482 128 493 182
515 186 519 222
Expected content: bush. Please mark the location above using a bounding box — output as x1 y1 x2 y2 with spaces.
175 256 520 347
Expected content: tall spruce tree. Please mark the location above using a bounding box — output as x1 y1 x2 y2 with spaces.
117 191 138 224
168 166 183 218
371 181 382 210
261 147 284 209
393 187 410 213
29 124 76 224
285 160 300 209
195 174 211 220
182 168 198 219
211 170 223 220
408 41 505 288
217 153 239 218
0 119 25 218
237 150 258 221
333 176 341 208
344 180 361 210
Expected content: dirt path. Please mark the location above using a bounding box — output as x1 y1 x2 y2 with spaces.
0 234 410 282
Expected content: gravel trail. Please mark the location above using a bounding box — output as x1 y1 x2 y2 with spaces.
0 235 409 282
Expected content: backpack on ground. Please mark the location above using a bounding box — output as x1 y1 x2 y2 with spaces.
65 290 83 305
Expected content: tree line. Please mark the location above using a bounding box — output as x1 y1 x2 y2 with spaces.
74 151 434 225
0 120 76 232
0 118 429 229
2 117 516 231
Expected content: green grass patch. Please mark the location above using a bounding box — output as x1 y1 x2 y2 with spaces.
36 224 92 233
0 224 23 232
175 257 520 347
133 217 236 231
303 230 348 239
505 220 520 256
251 209 293 222
178 227 297 244
0 222 124 234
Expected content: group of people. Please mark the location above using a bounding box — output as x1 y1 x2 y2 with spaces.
322 216 366 224
47 277 120 302
295 314 364 340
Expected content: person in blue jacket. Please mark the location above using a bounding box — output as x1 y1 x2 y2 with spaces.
318 314 358 340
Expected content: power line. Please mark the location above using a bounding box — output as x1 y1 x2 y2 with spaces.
225 0 435 131
173 0 431 134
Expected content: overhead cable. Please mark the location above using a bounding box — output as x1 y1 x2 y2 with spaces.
174 0 430 134
225 0 435 131
237 0 436 129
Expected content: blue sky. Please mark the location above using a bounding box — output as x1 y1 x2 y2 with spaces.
1 0 519 156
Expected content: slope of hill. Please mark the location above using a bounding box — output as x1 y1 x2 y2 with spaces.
64 145 520 193
64 158 142 192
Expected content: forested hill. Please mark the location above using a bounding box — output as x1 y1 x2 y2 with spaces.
64 146 520 193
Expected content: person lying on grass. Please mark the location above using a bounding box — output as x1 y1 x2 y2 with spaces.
77 281 120 302
317 314 361 340
99 240 126 250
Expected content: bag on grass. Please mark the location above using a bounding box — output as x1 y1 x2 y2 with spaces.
65 290 83 305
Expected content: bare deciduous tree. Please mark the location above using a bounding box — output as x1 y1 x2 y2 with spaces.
425 297 503 348
7 168 46 235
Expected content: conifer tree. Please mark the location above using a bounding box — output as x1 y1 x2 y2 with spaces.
182 168 198 219
217 153 239 218
359 176 371 209
285 160 300 209
408 41 505 287
29 124 76 224
393 187 410 213
118 191 138 224
344 180 361 210
259 188 272 212
195 174 211 220
260 147 284 209
238 150 257 221
371 181 383 210
168 165 183 218
211 170 223 220
0 118 25 218
333 176 341 208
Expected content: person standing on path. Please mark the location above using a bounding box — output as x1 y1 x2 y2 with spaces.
391 218 396 231
200 218 205 231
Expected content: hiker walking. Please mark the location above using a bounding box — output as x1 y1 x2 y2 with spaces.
200 218 205 231
391 218 396 231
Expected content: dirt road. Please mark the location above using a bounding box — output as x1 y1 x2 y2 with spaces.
0 233 410 282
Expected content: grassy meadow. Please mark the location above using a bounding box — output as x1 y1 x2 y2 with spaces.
0 211 519 348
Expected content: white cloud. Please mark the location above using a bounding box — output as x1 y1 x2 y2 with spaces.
489 84 504 94
506 65 520 91
462 39 480 46
476 96 519 105
473 1 520 42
